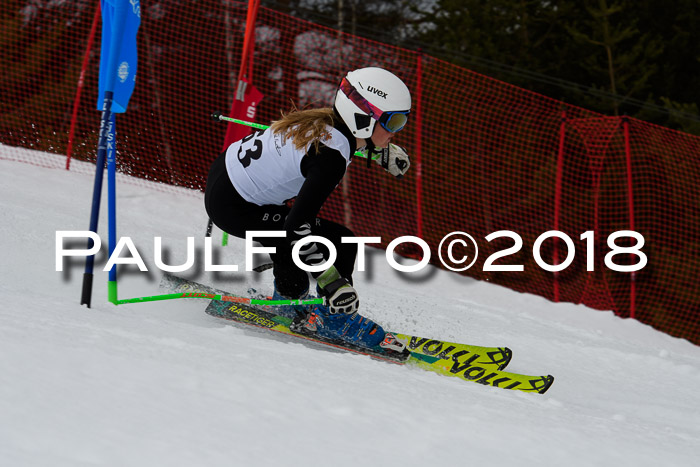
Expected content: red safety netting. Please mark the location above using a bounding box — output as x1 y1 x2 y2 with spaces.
1 1 698 344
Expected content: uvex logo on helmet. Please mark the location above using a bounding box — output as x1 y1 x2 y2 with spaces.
367 86 388 98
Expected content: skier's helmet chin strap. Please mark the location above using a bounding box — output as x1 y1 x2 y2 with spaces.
363 137 375 167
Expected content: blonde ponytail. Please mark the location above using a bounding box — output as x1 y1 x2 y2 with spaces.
269 107 336 153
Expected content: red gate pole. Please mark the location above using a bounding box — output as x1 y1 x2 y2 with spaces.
415 50 424 239
223 0 261 148
66 1 101 170
623 116 636 319
553 110 566 302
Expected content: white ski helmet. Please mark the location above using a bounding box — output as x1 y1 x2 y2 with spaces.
334 67 411 139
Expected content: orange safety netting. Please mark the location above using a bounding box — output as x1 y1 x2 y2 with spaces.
1 1 699 344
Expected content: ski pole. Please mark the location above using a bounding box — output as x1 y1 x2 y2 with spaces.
211 111 380 160
115 291 325 307
211 111 270 130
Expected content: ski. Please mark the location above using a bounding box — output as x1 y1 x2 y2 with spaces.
205 297 412 364
160 275 554 394
393 333 512 371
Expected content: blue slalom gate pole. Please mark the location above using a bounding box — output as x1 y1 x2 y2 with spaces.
107 113 118 304
81 92 115 307
81 0 138 307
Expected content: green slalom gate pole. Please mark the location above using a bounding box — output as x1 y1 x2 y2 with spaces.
115 291 325 307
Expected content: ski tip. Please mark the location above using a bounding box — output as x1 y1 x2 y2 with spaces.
499 347 513 370
538 375 555 394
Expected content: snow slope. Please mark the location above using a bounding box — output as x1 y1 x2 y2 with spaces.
1 146 699 467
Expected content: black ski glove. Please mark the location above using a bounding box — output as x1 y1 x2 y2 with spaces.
372 143 411 178
316 266 359 315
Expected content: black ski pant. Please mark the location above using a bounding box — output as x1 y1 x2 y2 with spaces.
204 152 356 298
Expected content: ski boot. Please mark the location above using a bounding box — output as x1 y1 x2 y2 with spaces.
293 301 386 349
289 267 382 349
292 304 409 359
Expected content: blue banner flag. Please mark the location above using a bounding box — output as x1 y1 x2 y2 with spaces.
97 0 141 113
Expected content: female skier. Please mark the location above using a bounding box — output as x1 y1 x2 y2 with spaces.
204 67 411 350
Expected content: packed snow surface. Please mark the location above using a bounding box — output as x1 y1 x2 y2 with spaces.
1 146 699 466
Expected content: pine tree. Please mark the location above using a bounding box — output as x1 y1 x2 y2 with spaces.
564 0 663 116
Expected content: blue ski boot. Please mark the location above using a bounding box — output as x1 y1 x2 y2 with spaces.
300 303 386 349
292 267 386 349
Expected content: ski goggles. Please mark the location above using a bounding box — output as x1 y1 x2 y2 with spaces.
339 78 410 133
